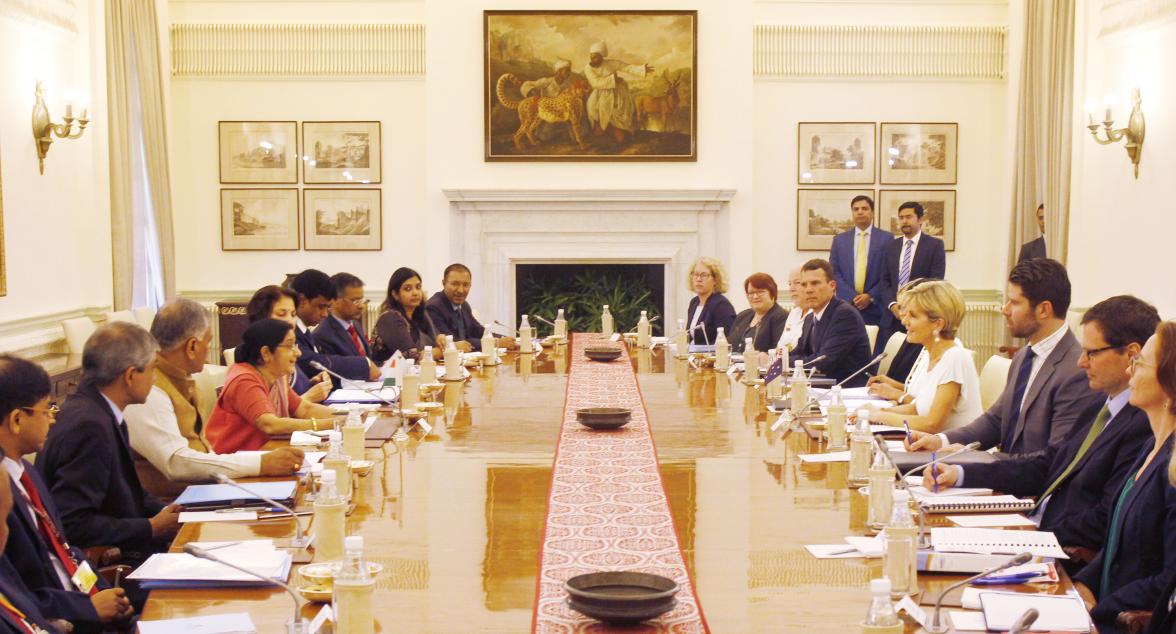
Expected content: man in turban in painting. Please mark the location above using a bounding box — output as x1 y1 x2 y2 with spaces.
521 58 573 99
582 41 653 143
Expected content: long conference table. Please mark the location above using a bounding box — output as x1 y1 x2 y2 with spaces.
142 337 1082 632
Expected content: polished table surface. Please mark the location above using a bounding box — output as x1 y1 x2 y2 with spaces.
142 344 1078 632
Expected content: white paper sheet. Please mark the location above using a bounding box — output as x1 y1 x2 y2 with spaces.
178 511 258 523
948 514 1037 528
803 544 863 559
138 612 256 634
947 610 987 631
798 451 851 463
979 592 1091 631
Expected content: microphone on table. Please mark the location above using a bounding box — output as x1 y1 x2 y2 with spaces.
925 552 1034 633
213 473 311 549
1009 608 1040 634
801 354 827 367
493 320 520 338
183 542 306 634
771 353 887 432
689 323 710 347
531 315 557 328
625 315 661 333
309 360 399 409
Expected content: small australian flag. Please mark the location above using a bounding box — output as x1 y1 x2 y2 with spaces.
763 348 784 384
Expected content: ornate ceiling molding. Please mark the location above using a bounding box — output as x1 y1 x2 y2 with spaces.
170 23 425 79
1100 0 1176 37
0 0 77 34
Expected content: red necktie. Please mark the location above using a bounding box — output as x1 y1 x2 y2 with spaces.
348 324 365 355
19 471 96 596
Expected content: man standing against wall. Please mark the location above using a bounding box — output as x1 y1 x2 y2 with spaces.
829 194 892 326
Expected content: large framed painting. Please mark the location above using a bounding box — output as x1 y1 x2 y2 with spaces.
879 122 958 185
303 188 382 251
220 189 300 251
796 188 875 251
484 10 697 161
218 121 298 184
798 122 875 184
878 190 957 251
302 121 382 184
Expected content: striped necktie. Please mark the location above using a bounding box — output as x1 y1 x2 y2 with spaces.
898 239 914 288
854 231 868 293
1034 404 1111 508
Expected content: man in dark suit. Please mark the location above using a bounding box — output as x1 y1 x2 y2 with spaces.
426 264 515 352
0 355 134 631
288 269 379 385
876 201 947 354
0 455 61 634
829 195 892 326
793 259 873 387
37 322 181 561
911 259 1103 455
314 272 373 361
1017 203 1047 263
923 296 1160 565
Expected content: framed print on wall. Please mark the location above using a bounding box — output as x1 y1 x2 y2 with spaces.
303 188 382 251
798 122 875 184
879 122 958 185
218 121 298 184
878 190 957 251
484 9 697 161
796 188 876 251
302 121 382 184
220 189 300 251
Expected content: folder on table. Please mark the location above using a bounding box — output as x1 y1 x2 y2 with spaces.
919 494 1035 514
978 592 1091 632
174 481 297 511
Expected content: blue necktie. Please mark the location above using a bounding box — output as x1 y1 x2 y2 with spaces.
898 239 914 287
1002 347 1037 451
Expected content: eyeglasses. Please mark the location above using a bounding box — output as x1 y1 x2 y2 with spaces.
691 271 713 279
1080 345 1124 360
746 289 770 298
346 297 369 307
21 403 59 419
1129 356 1154 373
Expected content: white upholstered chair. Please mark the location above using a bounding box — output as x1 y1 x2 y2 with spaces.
193 364 229 423
133 307 156 329
222 347 236 366
876 331 907 378
865 325 879 352
105 310 136 324
979 354 1013 411
61 317 97 353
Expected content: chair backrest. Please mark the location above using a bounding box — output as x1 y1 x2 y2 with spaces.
865 325 879 352
106 310 136 324
193 364 229 424
61 317 97 354
877 331 907 377
222 346 236 366
133 307 156 329
979 354 1013 411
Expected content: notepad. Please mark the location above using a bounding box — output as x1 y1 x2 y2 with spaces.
919 494 1034 514
910 486 996 499
138 612 256 634
174 481 298 510
930 527 1068 558
323 387 400 404
948 514 1037 528
127 540 292 588
978 592 1091 631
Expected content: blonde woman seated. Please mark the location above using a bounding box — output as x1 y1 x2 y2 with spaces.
863 280 981 433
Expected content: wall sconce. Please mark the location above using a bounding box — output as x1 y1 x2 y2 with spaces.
1086 88 1145 178
31 81 90 175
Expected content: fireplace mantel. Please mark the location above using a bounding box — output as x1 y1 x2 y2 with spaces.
444 188 735 330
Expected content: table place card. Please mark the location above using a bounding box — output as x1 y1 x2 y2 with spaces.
798 451 851 463
895 595 929 628
178 510 258 524
308 604 333 634
417 418 433 435
947 610 987 631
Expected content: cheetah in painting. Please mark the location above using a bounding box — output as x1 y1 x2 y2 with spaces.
495 73 590 150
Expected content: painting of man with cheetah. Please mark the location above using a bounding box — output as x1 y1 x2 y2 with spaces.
484 10 696 161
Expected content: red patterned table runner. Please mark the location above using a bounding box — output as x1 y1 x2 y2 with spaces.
532 334 708 633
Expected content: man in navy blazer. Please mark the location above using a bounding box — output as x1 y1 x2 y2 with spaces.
876 201 947 353
0 461 60 634
37 322 181 560
829 195 892 326
1017 203 1047 263
793 259 873 387
0 356 134 631
425 264 515 352
313 272 373 361
923 296 1160 566
289 269 378 385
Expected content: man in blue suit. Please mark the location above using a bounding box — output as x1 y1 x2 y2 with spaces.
288 269 379 386
876 201 947 354
313 272 373 361
829 194 892 326
792 259 873 388
0 453 61 634
0 355 134 631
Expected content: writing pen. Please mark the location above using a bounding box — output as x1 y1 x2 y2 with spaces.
825 546 858 556
971 572 1039 585
931 451 939 494
903 420 913 445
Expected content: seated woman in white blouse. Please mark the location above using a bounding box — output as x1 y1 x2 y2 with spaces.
864 280 982 433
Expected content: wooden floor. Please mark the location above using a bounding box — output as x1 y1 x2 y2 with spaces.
142 344 1076 632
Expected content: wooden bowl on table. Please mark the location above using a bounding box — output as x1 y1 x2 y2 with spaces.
564 571 679 624
584 345 624 362
575 407 632 430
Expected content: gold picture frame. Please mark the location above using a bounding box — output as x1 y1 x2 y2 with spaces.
877 190 957 251
302 121 382 184
302 188 382 251
798 122 876 184
220 189 300 251
879 122 958 185
796 188 876 251
218 121 298 184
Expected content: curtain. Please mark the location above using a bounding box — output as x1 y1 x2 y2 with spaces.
106 0 175 309
1008 0 1076 267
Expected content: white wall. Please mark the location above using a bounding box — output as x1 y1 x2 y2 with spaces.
1069 0 1176 316
0 3 112 330
167 0 427 296
752 0 1015 295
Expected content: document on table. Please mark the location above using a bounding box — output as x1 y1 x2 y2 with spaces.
979 592 1092 631
930 527 1068 558
948 513 1037 528
178 510 258 523
236 450 325 475
946 610 987 632
909 486 996 499
138 612 256 634
799 451 850 463
290 430 328 446
804 535 885 559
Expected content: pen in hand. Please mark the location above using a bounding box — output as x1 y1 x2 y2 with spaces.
932 451 939 494
903 420 913 445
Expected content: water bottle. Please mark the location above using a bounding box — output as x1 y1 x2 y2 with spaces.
637 311 651 349
419 346 436 382
480 329 496 364
848 414 873 487
743 338 759 382
884 498 918 597
444 336 463 379
673 318 688 358
827 385 848 449
342 407 365 463
601 305 613 336
868 450 896 530
401 363 420 409
312 469 346 562
714 327 730 371
554 308 567 339
519 315 534 354
322 431 352 501
862 578 901 629
333 535 375 634
789 360 808 415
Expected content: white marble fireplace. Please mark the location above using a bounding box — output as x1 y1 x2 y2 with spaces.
444 189 735 331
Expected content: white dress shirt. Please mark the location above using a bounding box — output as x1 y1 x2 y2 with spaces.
778 306 809 350
125 386 262 481
3 457 74 589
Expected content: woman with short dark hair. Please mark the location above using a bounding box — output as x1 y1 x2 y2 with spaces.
206 319 335 453
727 272 788 355
244 285 330 402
